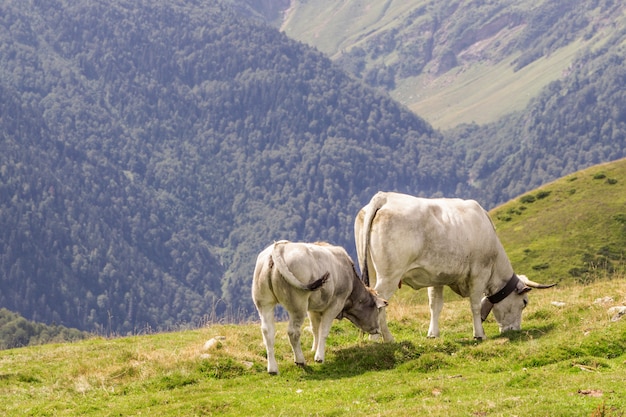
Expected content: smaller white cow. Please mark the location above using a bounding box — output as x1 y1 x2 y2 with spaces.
252 240 387 374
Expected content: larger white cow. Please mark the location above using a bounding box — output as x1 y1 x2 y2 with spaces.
252 240 387 374
355 191 555 342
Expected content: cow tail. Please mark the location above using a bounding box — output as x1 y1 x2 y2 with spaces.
307 272 330 290
359 192 386 287
271 241 328 291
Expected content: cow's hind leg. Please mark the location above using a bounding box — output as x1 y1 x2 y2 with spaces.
287 311 307 367
258 304 279 374
313 311 336 363
427 286 444 338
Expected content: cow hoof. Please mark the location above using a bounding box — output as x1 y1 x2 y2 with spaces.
295 362 306 368
315 359 324 363
268 371 278 376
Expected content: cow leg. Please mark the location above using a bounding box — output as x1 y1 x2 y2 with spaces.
373 279 399 343
375 307 394 343
287 311 307 367
470 291 487 340
427 286 444 338
308 311 321 353
313 312 336 363
258 304 279 374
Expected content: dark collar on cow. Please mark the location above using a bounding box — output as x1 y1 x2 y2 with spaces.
481 273 521 322
487 273 519 304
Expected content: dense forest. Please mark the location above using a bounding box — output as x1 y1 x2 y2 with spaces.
1 0 625 336
0 0 454 334
0 308 89 349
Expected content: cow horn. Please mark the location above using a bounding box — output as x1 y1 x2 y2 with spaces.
518 274 557 289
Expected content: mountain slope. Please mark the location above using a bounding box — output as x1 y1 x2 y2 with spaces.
0 0 454 333
492 157 626 284
247 0 626 203
450 43 626 205
275 0 626 128
2 0 624 335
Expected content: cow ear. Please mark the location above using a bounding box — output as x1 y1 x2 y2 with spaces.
515 278 532 295
376 297 388 308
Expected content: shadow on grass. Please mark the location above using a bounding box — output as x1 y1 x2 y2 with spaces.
298 324 558 379
302 340 423 380
497 323 557 342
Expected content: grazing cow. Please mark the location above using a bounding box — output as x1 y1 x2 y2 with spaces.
252 240 387 374
355 191 555 342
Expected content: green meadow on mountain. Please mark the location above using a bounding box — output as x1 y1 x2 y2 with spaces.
2 278 625 416
492 158 626 286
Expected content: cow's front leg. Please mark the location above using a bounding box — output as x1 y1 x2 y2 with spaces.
373 279 399 342
258 304 279 374
313 312 336 363
376 306 394 342
427 286 444 338
469 291 487 340
287 311 307 366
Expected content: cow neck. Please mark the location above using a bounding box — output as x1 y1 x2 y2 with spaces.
487 273 519 304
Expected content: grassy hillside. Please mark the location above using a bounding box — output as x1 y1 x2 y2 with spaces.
280 0 420 56
1 278 624 416
398 38 585 127
492 157 626 286
279 0 626 129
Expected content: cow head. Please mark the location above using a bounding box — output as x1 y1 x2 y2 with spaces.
489 289 530 333
337 288 387 335
482 274 556 333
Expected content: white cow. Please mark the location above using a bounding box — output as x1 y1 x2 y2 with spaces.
355 191 555 342
252 240 387 374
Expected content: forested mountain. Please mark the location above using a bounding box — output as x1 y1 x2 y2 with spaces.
445 46 626 203
250 0 626 217
0 0 457 334
2 0 625 336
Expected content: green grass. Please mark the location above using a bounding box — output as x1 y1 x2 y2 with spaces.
1 276 625 416
492 158 626 286
281 0 425 57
